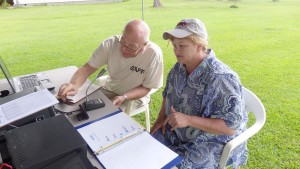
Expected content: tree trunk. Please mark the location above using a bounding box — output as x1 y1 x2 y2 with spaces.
153 0 162 7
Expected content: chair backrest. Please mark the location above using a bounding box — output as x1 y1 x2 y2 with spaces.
242 87 266 128
219 87 266 169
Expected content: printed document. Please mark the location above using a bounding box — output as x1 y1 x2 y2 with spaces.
64 81 100 105
77 111 181 169
0 89 58 127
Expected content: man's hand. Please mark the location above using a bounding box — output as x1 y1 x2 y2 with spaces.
112 95 126 108
57 83 78 98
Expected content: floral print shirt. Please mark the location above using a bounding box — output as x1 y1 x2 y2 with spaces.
154 49 248 169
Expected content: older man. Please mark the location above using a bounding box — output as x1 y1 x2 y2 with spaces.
58 20 163 111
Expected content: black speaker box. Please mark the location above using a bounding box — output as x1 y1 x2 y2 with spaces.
5 115 94 169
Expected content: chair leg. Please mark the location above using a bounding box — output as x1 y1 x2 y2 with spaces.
145 106 150 132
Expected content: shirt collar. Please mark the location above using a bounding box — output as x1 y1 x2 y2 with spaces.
179 49 215 81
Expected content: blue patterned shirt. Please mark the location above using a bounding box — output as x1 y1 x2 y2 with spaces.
155 49 248 168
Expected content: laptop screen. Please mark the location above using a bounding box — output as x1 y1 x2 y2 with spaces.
0 56 16 93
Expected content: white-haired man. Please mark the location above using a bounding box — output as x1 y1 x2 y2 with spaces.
58 20 163 111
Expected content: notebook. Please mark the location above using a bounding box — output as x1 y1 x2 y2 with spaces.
0 56 55 93
76 111 182 169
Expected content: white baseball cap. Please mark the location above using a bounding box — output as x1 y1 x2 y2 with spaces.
163 18 208 42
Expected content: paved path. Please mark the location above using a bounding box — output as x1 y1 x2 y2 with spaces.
13 0 122 6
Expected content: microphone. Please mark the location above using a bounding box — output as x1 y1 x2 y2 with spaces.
81 68 106 111
77 104 89 121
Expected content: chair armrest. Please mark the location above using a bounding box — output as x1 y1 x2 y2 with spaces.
219 122 264 168
125 88 159 114
125 100 135 114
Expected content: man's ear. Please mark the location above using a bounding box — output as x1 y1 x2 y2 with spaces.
140 43 148 53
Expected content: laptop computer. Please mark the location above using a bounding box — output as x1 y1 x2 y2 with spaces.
0 56 55 93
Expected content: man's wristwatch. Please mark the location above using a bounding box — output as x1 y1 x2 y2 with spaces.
123 94 128 100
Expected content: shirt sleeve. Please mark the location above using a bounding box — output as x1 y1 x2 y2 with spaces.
207 74 244 130
87 37 113 68
142 44 164 89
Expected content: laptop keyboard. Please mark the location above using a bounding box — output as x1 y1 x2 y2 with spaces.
19 75 41 90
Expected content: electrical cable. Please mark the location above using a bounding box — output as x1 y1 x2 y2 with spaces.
52 106 81 116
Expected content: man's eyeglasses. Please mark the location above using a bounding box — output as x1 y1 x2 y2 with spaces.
118 36 148 53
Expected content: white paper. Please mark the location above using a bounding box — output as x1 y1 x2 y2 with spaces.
98 132 179 169
67 82 100 104
0 89 58 127
77 112 142 153
77 112 179 169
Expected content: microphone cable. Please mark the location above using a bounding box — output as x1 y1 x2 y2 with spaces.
85 68 107 103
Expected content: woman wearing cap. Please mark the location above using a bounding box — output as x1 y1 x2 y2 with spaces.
150 18 248 169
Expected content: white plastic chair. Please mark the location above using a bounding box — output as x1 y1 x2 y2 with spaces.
96 75 157 132
218 87 266 169
124 88 158 132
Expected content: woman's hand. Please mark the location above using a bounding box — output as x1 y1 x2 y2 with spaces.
163 106 191 131
150 112 166 135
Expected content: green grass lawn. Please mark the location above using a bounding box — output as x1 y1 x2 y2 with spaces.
1 0 299 168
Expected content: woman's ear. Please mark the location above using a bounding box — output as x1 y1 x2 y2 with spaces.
197 45 207 53
197 45 202 52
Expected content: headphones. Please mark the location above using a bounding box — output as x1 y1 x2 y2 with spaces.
0 90 10 98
